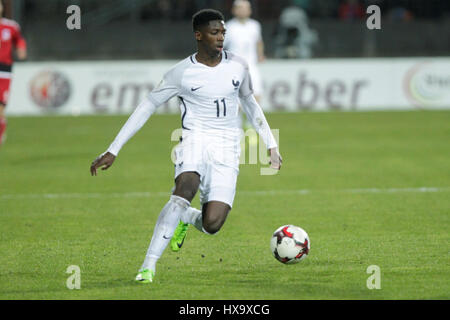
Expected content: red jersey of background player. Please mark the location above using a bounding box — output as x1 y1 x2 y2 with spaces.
0 15 27 145
0 17 26 68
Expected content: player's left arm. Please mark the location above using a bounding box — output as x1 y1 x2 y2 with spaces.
239 68 282 170
256 21 265 63
257 40 265 63
240 94 282 170
13 24 27 60
16 47 27 60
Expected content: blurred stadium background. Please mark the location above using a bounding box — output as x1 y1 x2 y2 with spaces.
6 0 450 60
2 0 449 116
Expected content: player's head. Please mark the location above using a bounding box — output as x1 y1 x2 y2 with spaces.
192 9 225 33
192 9 226 55
232 0 252 20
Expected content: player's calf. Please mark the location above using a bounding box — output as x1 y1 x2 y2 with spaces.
0 110 7 145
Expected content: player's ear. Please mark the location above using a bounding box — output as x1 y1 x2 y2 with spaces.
194 30 202 41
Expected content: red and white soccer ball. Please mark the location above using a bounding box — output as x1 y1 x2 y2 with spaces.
270 225 310 264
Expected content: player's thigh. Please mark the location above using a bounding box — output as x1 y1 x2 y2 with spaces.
200 165 238 204
0 77 11 108
173 171 201 202
0 104 5 118
201 200 231 234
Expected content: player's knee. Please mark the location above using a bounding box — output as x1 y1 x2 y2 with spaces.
202 216 226 235
202 222 222 235
202 201 230 235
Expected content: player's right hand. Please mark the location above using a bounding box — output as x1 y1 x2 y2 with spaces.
269 148 282 170
90 152 116 176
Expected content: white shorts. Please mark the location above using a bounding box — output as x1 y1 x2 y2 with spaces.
173 131 240 208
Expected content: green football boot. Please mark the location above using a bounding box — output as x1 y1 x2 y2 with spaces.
170 221 189 252
135 269 154 283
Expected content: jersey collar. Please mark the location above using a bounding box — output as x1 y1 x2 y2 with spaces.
190 51 227 67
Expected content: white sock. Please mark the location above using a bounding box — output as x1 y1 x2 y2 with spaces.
141 195 190 273
181 207 204 232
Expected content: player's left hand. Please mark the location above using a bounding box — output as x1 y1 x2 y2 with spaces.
90 152 116 176
269 148 282 170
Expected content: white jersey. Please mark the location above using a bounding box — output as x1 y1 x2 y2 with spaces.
106 51 277 156
149 51 249 135
224 18 262 67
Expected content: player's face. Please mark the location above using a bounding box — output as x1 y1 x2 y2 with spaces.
233 1 252 19
197 20 226 56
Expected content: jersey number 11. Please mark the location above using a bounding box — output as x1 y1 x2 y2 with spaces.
214 99 226 117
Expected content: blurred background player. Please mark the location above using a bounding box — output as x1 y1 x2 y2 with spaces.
274 1 318 59
224 0 265 104
0 0 26 145
224 0 264 141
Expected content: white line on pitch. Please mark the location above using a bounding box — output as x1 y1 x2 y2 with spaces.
1 187 449 200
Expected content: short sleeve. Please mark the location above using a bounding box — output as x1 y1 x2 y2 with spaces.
12 23 27 49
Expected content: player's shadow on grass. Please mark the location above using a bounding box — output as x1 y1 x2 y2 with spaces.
186 268 375 299
0 276 140 297
79 275 148 290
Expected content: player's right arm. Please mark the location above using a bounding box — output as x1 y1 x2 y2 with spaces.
90 69 180 176
89 97 158 176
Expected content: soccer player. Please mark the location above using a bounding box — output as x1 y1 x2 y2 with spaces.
224 0 265 104
90 9 282 284
0 0 27 145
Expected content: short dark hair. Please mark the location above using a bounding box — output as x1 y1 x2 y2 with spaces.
192 9 225 32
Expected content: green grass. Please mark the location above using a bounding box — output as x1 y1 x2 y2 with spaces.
0 111 449 300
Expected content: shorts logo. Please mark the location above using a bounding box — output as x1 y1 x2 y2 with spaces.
30 70 71 109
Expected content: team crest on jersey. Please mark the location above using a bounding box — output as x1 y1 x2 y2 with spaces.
2 29 11 41
232 79 240 90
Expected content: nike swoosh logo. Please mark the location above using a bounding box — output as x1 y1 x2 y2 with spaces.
163 235 171 239
177 238 185 248
191 86 202 91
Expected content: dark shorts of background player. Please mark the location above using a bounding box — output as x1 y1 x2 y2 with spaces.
0 63 12 106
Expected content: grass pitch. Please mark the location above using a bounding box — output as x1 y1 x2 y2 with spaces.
0 111 449 300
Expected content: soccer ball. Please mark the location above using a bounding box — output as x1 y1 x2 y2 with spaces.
270 225 310 264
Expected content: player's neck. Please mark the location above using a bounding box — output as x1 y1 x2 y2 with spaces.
237 17 249 24
195 51 222 67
